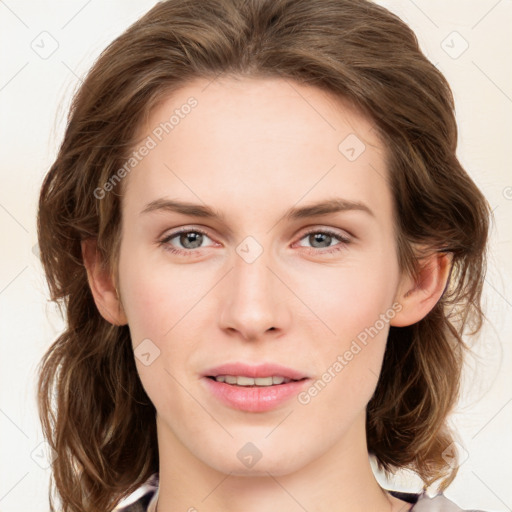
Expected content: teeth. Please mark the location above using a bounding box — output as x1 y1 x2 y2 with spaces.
213 375 292 386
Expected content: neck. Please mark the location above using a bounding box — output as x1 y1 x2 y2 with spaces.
154 412 401 512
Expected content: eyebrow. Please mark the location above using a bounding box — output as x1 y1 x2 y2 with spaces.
140 197 374 221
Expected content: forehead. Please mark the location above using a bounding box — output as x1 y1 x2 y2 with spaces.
123 76 391 223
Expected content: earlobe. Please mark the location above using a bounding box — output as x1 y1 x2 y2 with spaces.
390 251 453 328
81 238 128 326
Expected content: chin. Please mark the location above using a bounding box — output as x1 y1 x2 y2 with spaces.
201 445 309 477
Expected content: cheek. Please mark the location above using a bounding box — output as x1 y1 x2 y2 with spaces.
294 255 397 403
298 295 391 427
119 248 202 343
118 247 214 395
118 255 201 414
294 255 398 341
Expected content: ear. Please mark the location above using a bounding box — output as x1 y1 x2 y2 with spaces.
390 251 453 327
81 238 128 326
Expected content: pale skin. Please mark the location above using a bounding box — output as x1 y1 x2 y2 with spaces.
82 76 452 512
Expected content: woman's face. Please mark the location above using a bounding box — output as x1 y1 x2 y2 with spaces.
117 76 404 475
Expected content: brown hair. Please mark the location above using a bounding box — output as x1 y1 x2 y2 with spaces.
36 0 491 510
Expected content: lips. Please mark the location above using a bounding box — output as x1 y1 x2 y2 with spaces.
201 362 310 412
212 375 293 386
203 362 308 381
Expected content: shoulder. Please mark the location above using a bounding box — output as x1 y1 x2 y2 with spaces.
388 489 491 511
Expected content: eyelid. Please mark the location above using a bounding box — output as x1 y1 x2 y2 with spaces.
297 225 352 241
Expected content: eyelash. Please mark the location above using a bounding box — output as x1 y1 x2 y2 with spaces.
159 227 351 257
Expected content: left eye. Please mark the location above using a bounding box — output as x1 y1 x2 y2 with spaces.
295 229 351 253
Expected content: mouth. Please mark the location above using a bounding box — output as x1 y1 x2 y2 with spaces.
206 375 307 387
203 362 309 381
201 362 310 412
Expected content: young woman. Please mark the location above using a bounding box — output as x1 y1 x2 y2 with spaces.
36 1 492 511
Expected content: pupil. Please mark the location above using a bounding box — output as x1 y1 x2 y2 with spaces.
181 232 202 249
311 233 330 248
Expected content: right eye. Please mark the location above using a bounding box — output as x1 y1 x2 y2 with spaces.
159 228 218 255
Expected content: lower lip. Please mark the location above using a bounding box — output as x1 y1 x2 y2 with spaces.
202 377 310 412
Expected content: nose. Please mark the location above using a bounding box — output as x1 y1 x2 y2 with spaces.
217 242 290 342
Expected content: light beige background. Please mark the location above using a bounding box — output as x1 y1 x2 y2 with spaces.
0 1 511 511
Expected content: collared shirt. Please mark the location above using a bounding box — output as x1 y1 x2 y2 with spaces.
113 473 489 512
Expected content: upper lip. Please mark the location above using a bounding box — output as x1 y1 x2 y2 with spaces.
203 362 309 380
